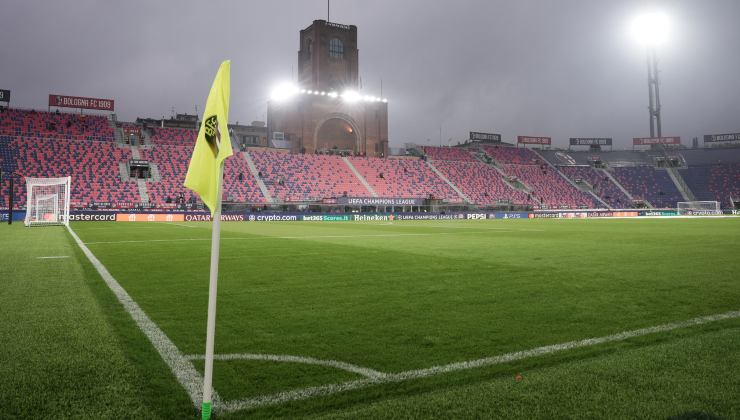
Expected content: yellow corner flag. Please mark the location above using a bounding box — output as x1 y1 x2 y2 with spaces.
184 60 233 215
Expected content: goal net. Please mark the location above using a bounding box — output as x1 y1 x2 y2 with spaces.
677 200 721 216
24 177 71 227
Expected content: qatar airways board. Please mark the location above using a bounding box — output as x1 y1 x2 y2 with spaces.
49 94 115 111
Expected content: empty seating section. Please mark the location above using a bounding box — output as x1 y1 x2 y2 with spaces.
559 166 632 208
612 166 683 208
680 164 740 207
708 163 740 206
222 153 265 203
502 164 596 208
139 145 195 205
423 146 477 162
481 145 540 165
149 127 197 146
433 160 530 205
0 136 17 206
251 151 369 201
12 137 138 207
349 156 460 200
0 108 114 141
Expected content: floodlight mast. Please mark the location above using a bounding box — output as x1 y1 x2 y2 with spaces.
633 11 669 138
647 47 662 138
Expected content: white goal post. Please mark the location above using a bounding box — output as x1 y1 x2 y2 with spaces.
24 177 71 227
677 200 721 216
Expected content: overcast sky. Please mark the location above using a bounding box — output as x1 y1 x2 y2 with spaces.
1 0 739 148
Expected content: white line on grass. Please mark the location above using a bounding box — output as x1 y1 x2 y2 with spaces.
185 353 387 379
218 309 740 412
83 232 487 245
66 225 219 408
36 256 70 259
171 223 199 228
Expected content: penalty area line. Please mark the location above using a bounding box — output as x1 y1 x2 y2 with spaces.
220 309 740 413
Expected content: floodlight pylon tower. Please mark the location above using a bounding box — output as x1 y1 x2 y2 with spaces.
646 47 662 138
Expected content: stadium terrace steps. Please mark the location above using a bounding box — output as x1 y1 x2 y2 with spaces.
12 136 139 207
601 168 634 201
136 179 150 204
242 151 274 203
612 166 683 208
665 166 696 202
679 163 740 207
251 151 369 202
431 160 529 205
0 108 114 141
342 157 378 197
424 160 472 204
348 156 460 201
532 149 607 208
558 166 632 209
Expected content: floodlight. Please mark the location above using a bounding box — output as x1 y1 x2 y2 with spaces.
341 90 362 103
381 98 388 103
270 82 299 102
631 11 670 47
328 91 338 98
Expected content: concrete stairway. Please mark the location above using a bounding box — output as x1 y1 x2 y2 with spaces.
666 167 696 201
342 157 378 197
242 151 273 203
425 160 472 204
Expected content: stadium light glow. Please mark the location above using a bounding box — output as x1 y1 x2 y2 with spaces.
341 90 362 103
270 85 387 103
631 11 670 47
269 82 300 102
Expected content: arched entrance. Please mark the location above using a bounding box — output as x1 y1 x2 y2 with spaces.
313 114 361 154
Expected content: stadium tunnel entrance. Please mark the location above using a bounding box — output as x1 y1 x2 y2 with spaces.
314 116 359 154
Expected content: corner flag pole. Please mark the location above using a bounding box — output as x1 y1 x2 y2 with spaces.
201 163 224 420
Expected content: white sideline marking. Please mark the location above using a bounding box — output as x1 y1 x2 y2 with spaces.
171 223 199 228
83 232 484 245
220 309 740 412
37 255 70 259
66 226 220 408
185 353 386 379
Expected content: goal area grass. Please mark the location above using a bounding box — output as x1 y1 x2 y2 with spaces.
1 218 739 418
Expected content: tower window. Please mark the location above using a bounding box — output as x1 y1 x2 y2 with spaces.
328 38 343 59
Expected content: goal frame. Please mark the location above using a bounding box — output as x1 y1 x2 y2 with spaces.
24 176 71 227
676 200 721 216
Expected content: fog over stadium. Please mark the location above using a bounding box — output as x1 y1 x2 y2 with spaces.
1 0 739 148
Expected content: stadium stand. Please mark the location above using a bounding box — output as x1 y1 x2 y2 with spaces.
0 109 113 141
149 127 197 146
423 146 477 162
251 151 369 201
0 135 18 206
222 153 266 203
348 156 461 200
612 166 683 208
2 106 738 211
501 164 597 208
432 160 529 205
480 145 540 165
559 166 632 208
12 137 138 208
138 145 195 206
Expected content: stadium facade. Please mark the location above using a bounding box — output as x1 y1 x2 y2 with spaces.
267 20 389 157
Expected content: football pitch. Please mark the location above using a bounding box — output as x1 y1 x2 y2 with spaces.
2 218 739 418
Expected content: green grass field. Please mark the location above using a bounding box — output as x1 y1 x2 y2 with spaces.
2 218 739 418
